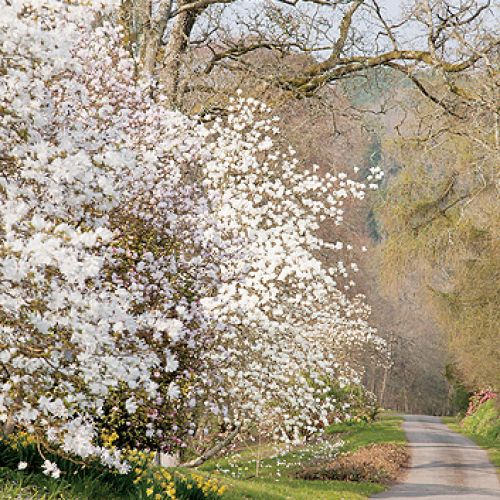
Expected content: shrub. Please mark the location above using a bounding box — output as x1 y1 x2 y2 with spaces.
461 399 499 442
326 382 379 425
465 390 497 417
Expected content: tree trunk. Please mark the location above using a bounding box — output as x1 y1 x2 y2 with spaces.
180 424 241 468
379 365 388 407
160 1 199 107
370 362 377 394
139 0 173 79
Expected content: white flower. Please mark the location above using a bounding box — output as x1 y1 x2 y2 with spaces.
0 350 11 363
165 350 179 373
125 398 138 414
42 460 61 479
18 461 28 470
167 383 181 400
257 137 273 151
0 2 386 468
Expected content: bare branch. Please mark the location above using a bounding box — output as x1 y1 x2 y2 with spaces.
180 424 241 467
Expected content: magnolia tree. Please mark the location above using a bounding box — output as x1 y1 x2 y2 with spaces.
196 98 387 444
0 0 386 476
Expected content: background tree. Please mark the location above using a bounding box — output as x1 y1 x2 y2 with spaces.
115 0 497 109
375 57 499 393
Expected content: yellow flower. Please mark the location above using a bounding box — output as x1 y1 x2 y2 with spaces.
146 487 154 496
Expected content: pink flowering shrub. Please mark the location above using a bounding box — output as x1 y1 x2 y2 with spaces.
465 390 497 417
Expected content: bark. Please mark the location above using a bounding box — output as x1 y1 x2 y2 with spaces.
139 0 174 78
160 0 200 106
180 424 241 468
379 366 388 407
370 362 376 394
121 0 497 107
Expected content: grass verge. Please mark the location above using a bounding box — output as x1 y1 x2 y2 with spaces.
443 414 500 472
193 413 406 500
0 415 406 499
0 437 224 500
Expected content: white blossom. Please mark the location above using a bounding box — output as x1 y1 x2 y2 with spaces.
42 460 61 479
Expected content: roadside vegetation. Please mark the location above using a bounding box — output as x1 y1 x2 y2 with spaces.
0 434 225 500
0 415 406 500
194 414 407 500
0 2 497 500
443 395 500 471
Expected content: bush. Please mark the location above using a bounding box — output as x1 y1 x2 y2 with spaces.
326 382 379 425
461 399 500 442
465 390 497 416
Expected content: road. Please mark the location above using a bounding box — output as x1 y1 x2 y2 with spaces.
372 414 500 499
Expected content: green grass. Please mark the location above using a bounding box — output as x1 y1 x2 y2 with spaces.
0 463 224 500
0 466 134 499
194 414 405 499
442 401 500 472
219 477 384 500
0 439 222 500
328 414 406 453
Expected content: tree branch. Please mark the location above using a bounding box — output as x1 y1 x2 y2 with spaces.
180 424 241 468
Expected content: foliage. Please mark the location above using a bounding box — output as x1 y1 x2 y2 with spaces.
461 399 499 442
0 433 223 499
326 382 378 424
376 66 499 392
465 390 497 417
443 364 471 415
0 466 117 500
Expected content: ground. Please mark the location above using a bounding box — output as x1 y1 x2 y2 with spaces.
373 415 500 499
196 414 407 500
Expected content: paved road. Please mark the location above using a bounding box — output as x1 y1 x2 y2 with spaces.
372 415 500 499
